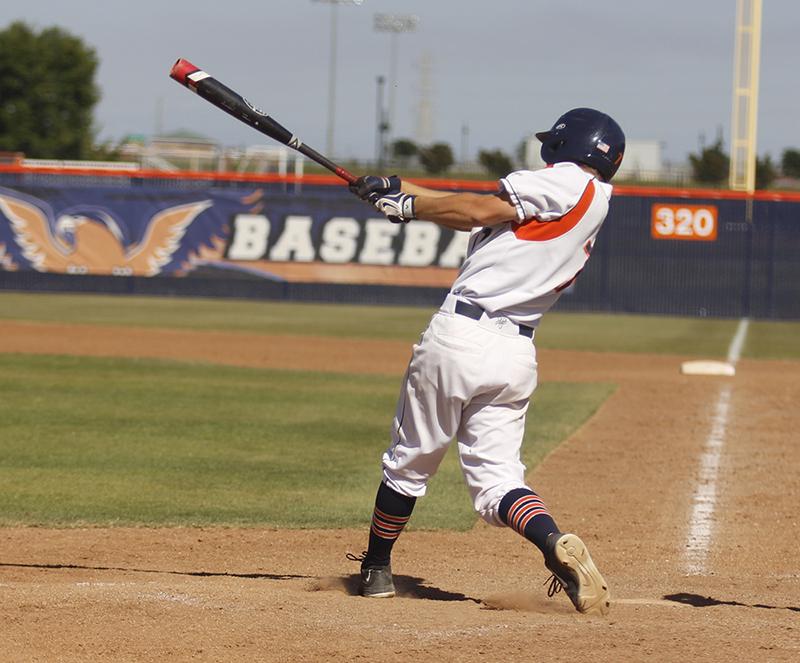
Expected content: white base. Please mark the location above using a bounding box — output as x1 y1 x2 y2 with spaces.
680 360 736 376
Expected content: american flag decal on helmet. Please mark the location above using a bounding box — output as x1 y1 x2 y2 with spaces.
597 141 610 154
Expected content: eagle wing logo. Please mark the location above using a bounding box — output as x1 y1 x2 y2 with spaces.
124 200 213 276
0 191 212 276
0 194 72 271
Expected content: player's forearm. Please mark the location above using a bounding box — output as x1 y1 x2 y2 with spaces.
414 193 511 231
401 181 454 198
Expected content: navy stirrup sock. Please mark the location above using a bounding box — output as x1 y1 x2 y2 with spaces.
364 482 416 567
498 487 560 554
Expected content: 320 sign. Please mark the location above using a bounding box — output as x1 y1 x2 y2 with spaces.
651 204 718 241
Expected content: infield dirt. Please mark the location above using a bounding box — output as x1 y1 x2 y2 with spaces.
1 321 798 662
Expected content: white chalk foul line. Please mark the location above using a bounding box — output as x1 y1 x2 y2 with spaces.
683 318 749 576
727 317 749 364
683 385 731 575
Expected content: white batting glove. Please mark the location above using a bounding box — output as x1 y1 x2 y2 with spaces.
371 192 417 224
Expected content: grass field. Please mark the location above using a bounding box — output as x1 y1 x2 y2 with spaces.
0 292 797 530
1 291 798 358
0 354 612 530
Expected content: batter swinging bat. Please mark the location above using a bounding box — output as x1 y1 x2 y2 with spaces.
169 58 357 185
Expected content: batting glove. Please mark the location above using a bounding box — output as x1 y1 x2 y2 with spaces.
371 191 417 224
349 175 401 200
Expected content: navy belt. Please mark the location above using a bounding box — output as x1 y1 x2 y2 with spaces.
454 300 534 338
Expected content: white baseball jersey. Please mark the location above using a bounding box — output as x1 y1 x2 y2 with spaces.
380 162 614 526
451 162 613 326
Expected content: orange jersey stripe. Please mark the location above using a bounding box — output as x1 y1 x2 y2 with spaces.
512 180 596 242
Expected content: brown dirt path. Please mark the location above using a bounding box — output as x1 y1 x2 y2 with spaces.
0 320 412 375
1 321 798 662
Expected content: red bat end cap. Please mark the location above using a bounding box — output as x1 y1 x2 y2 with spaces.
170 58 199 85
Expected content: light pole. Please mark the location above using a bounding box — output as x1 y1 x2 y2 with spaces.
373 13 419 150
312 0 365 159
375 75 389 169
460 123 470 165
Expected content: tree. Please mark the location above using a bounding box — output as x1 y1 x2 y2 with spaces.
781 148 800 178
0 21 100 159
755 154 777 190
391 138 418 165
688 139 729 185
418 142 454 175
478 149 514 178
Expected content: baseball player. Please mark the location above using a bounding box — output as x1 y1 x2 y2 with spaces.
348 108 624 616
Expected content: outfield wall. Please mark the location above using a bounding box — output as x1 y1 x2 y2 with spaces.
0 166 798 319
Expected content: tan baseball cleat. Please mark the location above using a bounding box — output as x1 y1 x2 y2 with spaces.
543 532 611 616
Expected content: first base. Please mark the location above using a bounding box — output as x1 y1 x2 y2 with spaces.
680 360 736 376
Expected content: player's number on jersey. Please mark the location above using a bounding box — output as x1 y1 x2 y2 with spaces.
651 204 718 241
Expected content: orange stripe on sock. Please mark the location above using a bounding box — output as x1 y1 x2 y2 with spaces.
508 495 549 534
371 508 410 540
374 507 411 525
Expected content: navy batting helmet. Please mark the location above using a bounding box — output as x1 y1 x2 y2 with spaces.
536 108 625 182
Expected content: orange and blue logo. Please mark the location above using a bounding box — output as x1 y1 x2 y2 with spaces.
0 186 262 277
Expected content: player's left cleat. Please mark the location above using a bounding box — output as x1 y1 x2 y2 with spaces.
543 532 611 616
347 552 396 598
359 564 395 598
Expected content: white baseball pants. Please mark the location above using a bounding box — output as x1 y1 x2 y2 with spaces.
382 294 538 526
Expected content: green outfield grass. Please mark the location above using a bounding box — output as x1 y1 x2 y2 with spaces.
539 314 800 360
1 292 798 358
742 320 800 360
0 354 613 530
1 291 795 530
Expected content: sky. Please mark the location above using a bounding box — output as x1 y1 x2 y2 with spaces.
3 0 798 164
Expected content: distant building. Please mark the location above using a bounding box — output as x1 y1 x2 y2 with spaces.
116 132 303 175
150 131 219 157
117 131 219 171
615 141 662 181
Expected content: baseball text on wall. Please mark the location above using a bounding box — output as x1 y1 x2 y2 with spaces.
0 184 467 281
